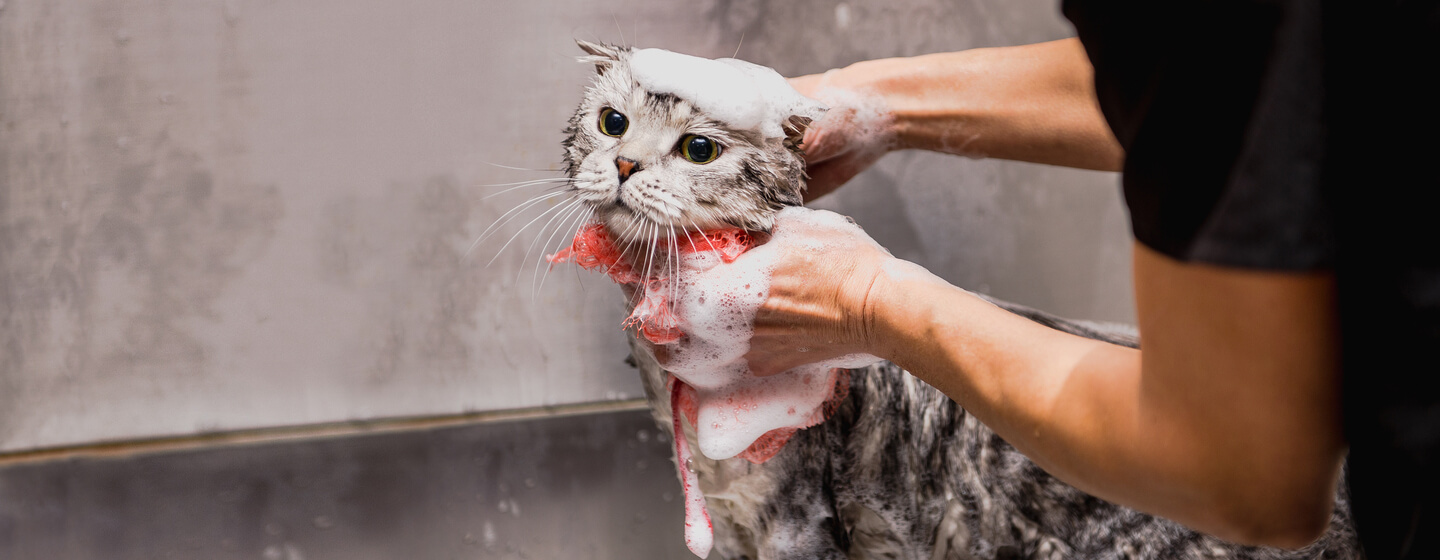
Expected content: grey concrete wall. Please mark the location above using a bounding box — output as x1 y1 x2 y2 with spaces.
0 0 1133 453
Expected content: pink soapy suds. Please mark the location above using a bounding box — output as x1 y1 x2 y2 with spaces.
548 224 754 346
548 223 848 462
672 371 850 464
671 380 713 558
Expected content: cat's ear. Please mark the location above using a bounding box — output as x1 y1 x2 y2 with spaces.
576 40 626 75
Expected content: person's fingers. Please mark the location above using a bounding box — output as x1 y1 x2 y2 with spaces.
743 347 808 377
798 121 846 164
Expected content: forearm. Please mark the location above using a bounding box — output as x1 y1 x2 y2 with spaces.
863 250 1344 546
836 38 1123 171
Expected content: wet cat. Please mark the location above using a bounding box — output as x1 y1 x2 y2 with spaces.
553 41 1360 560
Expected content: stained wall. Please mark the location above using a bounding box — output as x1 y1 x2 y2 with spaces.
0 0 1132 452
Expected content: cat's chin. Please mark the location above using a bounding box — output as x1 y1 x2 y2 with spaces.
593 206 722 246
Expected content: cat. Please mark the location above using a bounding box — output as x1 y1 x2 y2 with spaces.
550 40 1361 560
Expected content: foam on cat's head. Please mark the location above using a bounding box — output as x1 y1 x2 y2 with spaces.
628 48 827 142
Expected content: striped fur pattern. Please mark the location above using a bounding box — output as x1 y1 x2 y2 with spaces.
561 42 1362 559
628 304 1359 559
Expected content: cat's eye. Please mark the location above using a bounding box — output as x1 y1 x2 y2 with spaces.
680 135 720 164
599 108 628 137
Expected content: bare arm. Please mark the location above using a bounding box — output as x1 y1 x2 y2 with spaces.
768 39 1346 546
745 214 1346 547
790 38 1123 199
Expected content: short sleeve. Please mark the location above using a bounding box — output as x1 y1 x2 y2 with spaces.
1064 0 1333 271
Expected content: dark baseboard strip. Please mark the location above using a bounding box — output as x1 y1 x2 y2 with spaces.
0 398 650 466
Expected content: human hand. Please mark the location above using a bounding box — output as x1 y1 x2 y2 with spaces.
787 67 898 201
623 209 900 378
741 209 896 376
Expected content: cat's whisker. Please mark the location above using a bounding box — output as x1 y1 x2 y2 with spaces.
668 223 680 302
485 194 578 270
538 208 593 297
482 179 572 200
681 219 701 254
520 198 584 294
661 224 672 293
615 215 647 261
687 217 721 254
484 162 562 173
530 201 589 300
466 190 571 258
515 198 580 271
612 15 627 48
520 197 583 274
643 221 659 297
477 177 570 188
639 222 652 286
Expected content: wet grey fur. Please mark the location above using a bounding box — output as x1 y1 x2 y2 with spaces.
560 41 1361 560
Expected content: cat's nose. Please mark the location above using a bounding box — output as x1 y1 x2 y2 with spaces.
615 157 640 183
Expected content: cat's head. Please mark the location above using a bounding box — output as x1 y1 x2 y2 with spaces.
563 41 825 243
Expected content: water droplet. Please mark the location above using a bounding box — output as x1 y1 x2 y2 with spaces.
483 521 498 549
524 477 537 488
264 523 284 536
312 516 334 530
636 429 650 443
684 458 696 473
463 532 479 545
497 500 509 513
507 499 521 517
662 491 675 502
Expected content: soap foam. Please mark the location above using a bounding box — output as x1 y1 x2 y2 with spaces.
628 48 828 140
661 207 883 460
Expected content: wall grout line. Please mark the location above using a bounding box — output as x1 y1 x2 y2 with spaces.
0 399 651 467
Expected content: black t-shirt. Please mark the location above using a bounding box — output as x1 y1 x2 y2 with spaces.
1063 0 1440 557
